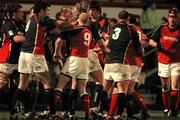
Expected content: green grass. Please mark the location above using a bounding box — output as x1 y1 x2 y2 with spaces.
0 111 180 120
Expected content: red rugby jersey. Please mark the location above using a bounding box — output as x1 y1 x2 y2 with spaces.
60 27 93 57
127 24 144 67
151 24 180 64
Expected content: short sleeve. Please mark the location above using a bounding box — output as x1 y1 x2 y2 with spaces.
3 20 16 39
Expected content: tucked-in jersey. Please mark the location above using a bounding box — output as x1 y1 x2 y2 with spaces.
105 22 141 64
0 19 25 64
60 27 93 58
21 15 56 55
150 24 180 64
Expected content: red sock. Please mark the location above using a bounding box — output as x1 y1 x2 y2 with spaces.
81 94 90 115
162 91 169 110
54 90 62 104
108 94 118 117
177 90 180 110
131 91 148 112
170 90 179 111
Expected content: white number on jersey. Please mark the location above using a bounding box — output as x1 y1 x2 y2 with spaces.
112 27 121 40
84 32 91 46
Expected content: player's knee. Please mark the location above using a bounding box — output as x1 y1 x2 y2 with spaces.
171 84 179 91
0 78 8 89
0 84 6 90
80 92 88 98
162 83 170 92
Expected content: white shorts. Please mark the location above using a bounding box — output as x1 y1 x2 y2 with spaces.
88 50 102 73
104 63 131 82
130 65 141 80
62 56 88 80
0 63 18 74
18 52 49 74
158 62 180 78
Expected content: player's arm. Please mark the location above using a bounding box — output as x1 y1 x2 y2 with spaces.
130 26 143 56
97 39 110 53
90 22 110 53
53 30 69 61
148 25 163 48
3 21 25 43
39 16 61 36
53 37 64 62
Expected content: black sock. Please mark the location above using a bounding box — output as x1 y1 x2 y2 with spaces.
126 94 140 115
8 86 17 110
86 82 95 107
22 91 32 113
92 84 103 108
116 93 126 115
68 89 78 115
100 90 109 112
170 90 179 111
10 89 25 115
45 89 56 115
61 90 69 111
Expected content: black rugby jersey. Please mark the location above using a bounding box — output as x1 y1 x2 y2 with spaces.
105 22 140 64
0 19 25 64
21 15 56 55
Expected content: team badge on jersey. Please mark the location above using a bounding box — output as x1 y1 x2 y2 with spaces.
8 30 14 36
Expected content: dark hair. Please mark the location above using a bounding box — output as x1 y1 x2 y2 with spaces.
89 0 101 13
0 4 8 20
168 8 178 14
55 12 60 20
34 0 50 14
7 3 22 17
129 14 138 24
118 10 129 19
29 7 34 13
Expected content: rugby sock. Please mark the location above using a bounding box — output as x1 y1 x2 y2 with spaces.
130 91 148 112
101 90 109 111
68 89 78 115
61 90 69 112
45 89 56 114
81 94 90 116
92 84 103 108
54 88 62 104
86 82 95 107
8 82 17 110
170 90 179 111
108 94 118 117
116 93 126 115
22 91 32 113
126 94 133 116
177 90 180 110
10 89 25 115
162 91 169 110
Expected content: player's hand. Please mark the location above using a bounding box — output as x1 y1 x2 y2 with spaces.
156 42 163 50
53 52 63 62
103 46 111 53
141 41 149 48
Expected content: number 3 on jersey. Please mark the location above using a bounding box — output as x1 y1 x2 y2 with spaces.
112 27 121 40
84 32 91 46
